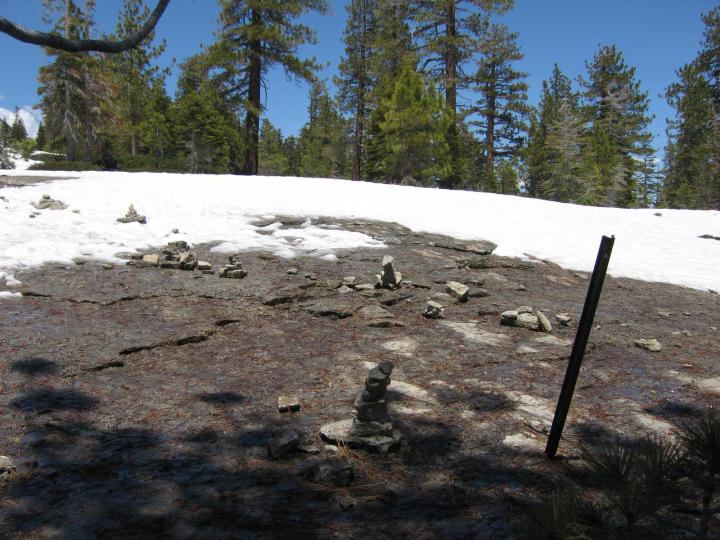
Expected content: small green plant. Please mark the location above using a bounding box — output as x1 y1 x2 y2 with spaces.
679 405 720 539
515 488 603 539
583 435 683 531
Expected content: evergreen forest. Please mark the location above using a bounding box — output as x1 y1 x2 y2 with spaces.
2 0 719 210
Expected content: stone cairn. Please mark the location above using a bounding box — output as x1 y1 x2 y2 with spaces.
320 362 403 453
352 361 394 437
33 194 68 211
116 204 146 224
161 240 212 272
501 305 552 333
219 254 247 279
375 255 402 290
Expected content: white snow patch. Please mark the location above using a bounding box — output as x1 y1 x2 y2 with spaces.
0 171 717 291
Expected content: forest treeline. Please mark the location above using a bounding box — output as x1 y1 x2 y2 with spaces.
1 0 719 210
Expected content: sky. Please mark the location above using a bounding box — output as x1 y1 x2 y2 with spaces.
0 0 717 155
1 163 719 295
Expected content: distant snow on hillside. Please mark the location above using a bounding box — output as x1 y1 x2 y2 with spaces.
1 169 718 293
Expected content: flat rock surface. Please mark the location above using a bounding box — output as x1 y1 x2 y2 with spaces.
1 215 719 538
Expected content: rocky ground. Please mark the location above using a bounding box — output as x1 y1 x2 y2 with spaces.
1 184 719 538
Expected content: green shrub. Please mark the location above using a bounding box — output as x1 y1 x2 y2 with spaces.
28 161 103 171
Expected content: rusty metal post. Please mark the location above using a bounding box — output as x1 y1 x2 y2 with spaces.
546 235 615 458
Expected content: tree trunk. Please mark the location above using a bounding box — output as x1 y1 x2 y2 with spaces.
243 8 262 175
445 0 456 114
352 0 368 181
63 0 74 162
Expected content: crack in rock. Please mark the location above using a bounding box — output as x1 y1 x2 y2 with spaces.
119 331 216 356
20 291 168 306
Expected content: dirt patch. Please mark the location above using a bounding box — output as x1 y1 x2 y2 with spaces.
1 218 718 538
0 175 72 189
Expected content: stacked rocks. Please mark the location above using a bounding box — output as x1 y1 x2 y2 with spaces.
375 255 402 290
501 305 553 333
320 361 403 453
219 255 248 279
33 194 68 211
116 204 146 224
352 362 394 437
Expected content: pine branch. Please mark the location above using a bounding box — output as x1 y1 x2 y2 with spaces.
0 0 171 53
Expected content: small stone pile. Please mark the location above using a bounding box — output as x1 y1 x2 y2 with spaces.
353 362 394 436
160 241 212 272
320 361 403 453
116 204 146 224
501 306 552 333
33 194 68 211
219 255 247 279
375 255 402 290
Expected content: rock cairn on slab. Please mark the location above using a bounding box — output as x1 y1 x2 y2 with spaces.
501 306 553 333
33 194 68 211
117 204 146 224
219 255 247 279
375 255 402 290
353 362 394 431
320 362 402 453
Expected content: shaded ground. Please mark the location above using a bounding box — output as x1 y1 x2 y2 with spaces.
1 209 719 537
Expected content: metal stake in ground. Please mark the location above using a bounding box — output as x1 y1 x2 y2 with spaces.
546 235 615 458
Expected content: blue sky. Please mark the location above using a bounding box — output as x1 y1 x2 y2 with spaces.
0 0 716 158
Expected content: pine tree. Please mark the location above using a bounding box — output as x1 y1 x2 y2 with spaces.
663 62 717 208
37 0 93 161
699 7 720 107
1 118 12 147
10 111 28 141
35 122 47 150
105 0 167 162
175 86 241 174
213 0 329 175
542 97 588 202
470 23 528 192
371 60 451 185
579 45 653 207
139 81 175 169
297 82 351 178
0 118 12 169
663 8 720 209
363 0 416 181
525 64 578 197
258 118 288 176
635 133 659 207
412 0 514 188
335 0 377 180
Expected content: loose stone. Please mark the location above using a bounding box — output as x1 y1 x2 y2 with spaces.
142 254 160 266
516 313 540 331
423 300 444 319
277 395 300 413
268 430 300 459
535 310 552 333
635 338 662 352
445 281 469 302
555 313 572 326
